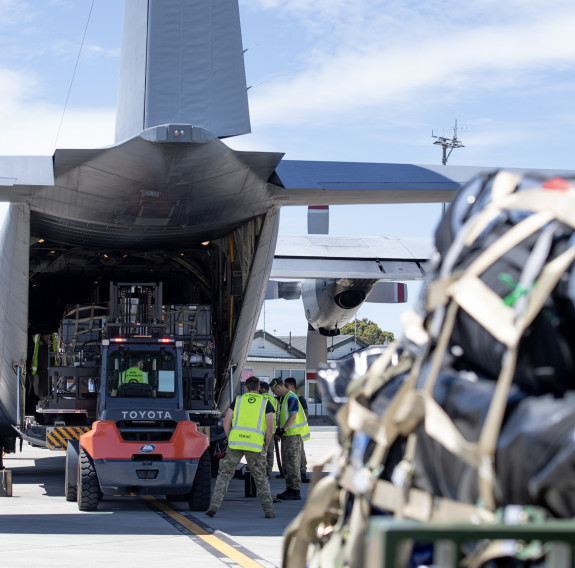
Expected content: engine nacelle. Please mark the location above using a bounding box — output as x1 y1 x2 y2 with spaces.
301 278 379 336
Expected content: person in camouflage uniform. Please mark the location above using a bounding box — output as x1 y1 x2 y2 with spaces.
280 433 301 494
285 377 309 483
270 378 310 500
259 380 278 478
206 376 276 518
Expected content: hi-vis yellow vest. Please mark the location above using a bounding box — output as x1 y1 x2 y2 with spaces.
262 392 278 428
280 392 310 441
121 367 149 384
31 333 58 374
228 393 268 452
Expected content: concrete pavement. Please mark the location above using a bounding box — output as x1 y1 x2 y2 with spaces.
0 425 339 568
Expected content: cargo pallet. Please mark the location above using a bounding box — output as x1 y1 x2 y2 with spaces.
367 517 575 568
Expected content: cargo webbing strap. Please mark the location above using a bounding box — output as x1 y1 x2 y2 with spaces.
427 183 575 313
342 345 444 565
355 186 575 521
283 349 478 567
423 197 575 511
390 300 461 519
463 171 523 244
378 185 575 515
72 305 80 346
517 245 575 333
283 444 345 568
401 307 429 347
283 472 343 568
450 213 553 343
424 205 575 511
63 305 107 341
292 354 420 567
358 340 400 398
423 212 546 506
422 394 480 468
491 171 523 202
346 376 423 445
284 178 575 567
503 188 575 231
326 298 462 562
461 540 514 568
476 245 575 510
428 210 553 311
338 465 495 524
461 170 574 244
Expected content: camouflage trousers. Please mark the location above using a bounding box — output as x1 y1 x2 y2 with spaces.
299 435 307 477
280 435 302 491
209 448 274 513
265 440 275 478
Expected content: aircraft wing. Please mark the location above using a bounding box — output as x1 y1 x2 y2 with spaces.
271 234 431 280
0 156 54 191
272 160 575 205
269 234 429 345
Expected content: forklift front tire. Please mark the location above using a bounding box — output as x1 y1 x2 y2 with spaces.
188 449 211 511
78 449 100 511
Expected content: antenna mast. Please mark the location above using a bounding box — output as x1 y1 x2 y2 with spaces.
432 119 465 165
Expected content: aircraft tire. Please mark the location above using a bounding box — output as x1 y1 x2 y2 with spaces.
78 449 100 511
188 449 211 511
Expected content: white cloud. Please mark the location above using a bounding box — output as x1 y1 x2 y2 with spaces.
0 1 120 156
50 41 121 60
0 106 115 156
247 9 575 129
0 65 115 155
0 68 39 106
0 0 34 28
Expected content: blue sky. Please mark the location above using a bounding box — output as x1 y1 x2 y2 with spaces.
0 0 574 338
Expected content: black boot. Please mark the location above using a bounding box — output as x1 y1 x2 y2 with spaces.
275 488 301 500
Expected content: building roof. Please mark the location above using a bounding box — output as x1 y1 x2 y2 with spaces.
249 329 373 360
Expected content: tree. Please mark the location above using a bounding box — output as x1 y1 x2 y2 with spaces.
340 318 394 345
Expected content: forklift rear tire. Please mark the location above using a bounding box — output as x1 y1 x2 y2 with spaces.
188 449 211 511
65 470 77 502
78 449 100 511
65 443 78 502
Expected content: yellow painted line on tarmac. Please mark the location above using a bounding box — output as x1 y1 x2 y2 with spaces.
142 496 266 568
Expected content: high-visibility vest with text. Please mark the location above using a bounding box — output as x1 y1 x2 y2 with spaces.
121 367 149 384
228 393 268 452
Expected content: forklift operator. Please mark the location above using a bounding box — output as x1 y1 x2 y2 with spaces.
111 359 156 396
121 360 148 384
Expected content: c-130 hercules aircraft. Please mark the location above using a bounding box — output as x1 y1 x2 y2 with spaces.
0 0 571 460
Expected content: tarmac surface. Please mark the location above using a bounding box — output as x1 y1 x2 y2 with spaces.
0 425 339 568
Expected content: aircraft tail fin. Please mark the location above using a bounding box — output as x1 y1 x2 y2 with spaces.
115 0 251 143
